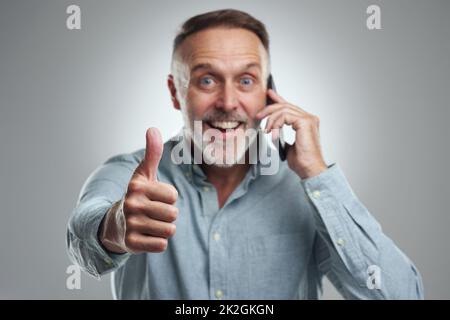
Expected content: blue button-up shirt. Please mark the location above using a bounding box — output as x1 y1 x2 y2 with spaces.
66 133 424 299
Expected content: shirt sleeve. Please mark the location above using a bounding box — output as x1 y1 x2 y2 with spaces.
301 163 424 299
66 153 139 279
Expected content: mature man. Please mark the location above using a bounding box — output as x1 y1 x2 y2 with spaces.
67 9 424 299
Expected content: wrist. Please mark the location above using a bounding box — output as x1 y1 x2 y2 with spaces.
99 198 127 254
296 162 328 179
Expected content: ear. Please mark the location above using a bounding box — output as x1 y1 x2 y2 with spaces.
167 74 181 110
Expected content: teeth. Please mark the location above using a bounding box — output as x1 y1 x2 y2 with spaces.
209 121 240 129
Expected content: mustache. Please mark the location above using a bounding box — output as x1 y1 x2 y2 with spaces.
201 110 248 123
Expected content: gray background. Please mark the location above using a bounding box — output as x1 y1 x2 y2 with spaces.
0 0 448 299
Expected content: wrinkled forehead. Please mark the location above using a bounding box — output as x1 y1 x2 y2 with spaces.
175 27 269 74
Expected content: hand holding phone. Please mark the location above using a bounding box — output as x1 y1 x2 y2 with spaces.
264 74 287 161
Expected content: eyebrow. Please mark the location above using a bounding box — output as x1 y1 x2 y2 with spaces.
190 62 261 74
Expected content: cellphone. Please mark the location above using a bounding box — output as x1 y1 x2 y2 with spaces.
265 74 287 161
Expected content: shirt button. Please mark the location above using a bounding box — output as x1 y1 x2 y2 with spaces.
213 232 221 241
336 238 345 246
203 186 210 192
215 289 223 299
312 190 321 199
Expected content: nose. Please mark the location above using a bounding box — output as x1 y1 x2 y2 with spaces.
216 81 239 112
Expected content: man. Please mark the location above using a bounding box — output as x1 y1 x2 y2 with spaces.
66 9 424 299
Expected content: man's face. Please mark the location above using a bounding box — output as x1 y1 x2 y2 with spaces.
170 27 269 166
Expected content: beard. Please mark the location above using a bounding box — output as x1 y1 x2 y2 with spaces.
183 109 260 167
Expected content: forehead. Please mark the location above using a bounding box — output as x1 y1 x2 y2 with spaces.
178 27 267 71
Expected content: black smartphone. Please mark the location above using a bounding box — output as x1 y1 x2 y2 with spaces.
266 74 287 161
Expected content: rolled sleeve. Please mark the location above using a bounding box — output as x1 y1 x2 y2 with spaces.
66 200 131 279
66 153 139 279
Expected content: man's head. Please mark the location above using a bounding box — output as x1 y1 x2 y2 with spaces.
167 9 271 167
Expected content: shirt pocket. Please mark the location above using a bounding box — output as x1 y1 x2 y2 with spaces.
245 232 309 299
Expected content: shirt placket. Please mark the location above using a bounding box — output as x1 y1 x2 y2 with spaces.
190 163 260 300
190 165 227 300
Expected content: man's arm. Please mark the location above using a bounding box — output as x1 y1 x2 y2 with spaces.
66 153 138 279
257 88 423 299
67 128 179 279
302 163 424 299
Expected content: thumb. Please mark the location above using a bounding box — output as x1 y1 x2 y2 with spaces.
141 127 163 180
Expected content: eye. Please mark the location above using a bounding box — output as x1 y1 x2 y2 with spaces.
240 77 254 86
199 76 215 87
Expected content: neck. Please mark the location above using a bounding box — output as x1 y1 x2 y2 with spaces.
201 162 251 188
201 161 251 209
186 133 257 208
187 134 253 188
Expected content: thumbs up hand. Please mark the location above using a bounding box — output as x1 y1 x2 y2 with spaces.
135 127 165 180
100 128 179 254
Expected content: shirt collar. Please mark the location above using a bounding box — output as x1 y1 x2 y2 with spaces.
170 129 275 188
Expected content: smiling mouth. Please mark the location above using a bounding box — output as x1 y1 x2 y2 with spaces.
206 121 244 132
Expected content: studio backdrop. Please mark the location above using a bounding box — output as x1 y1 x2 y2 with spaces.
0 0 449 299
